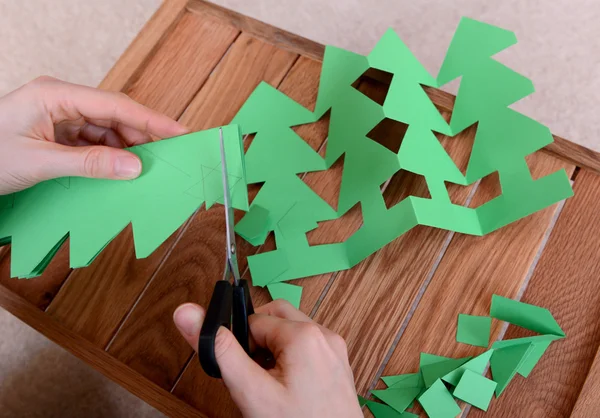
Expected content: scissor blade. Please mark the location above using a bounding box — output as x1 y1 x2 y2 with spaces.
219 128 241 285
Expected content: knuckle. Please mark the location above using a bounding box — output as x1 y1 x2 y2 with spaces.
214 327 235 359
30 75 58 86
271 298 293 312
81 147 107 177
330 333 348 353
296 322 324 342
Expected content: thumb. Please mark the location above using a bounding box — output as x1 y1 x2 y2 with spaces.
173 303 276 405
33 141 142 181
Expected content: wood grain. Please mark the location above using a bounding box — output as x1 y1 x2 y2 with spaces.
0 285 207 418
373 154 573 417
105 36 298 395
571 345 600 417
45 11 239 347
179 32 298 130
99 0 189 92
0 246 70 310
169 56 326 418
469 169 600 418
312 120 477 395
122 11 240 118
187 0 325 61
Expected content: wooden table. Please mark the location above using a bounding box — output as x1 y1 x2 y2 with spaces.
2 1 600 417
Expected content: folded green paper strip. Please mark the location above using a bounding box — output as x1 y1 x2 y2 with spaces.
233 17 573 303
0 125 248 278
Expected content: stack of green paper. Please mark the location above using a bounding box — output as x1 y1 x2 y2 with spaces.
361 295 564 417
0 125 248 278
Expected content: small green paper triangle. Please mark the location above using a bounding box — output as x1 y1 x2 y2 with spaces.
442 349 494 386
490 342 534 396
371 387 421 414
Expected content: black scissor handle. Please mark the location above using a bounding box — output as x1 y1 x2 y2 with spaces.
199 280 232 378
232 279 254 354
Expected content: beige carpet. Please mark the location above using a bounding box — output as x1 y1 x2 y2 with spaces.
0 0 595 416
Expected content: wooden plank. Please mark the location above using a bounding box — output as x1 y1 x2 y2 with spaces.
121 11 240 118
311 122 477 395
375 154 574 410
105 36 298 393
571 346 600 417
187 0 324 61
45 11 239 347
169 56 325 418
0 247 70 310
469 169 600 418
99 0 189 92
0 284 206 418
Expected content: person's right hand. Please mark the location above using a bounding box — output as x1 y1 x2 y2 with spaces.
173 300 362 418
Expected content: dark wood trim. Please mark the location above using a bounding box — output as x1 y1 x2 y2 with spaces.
0 285 207 418
186 0 325 60
187 0 600 175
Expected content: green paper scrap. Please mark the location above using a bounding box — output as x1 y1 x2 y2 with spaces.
489 342 534 397
490 295 565 337
418 379 462 418
267 282 302 309
420 356 472 388
371 387 421 414
366 401 418 418
0 126 247 278
382 373 423 389
456 314 492 347
492 334 560 377
233 18 573 302
453 369 497 411
358 395 369 407
442 349 494 386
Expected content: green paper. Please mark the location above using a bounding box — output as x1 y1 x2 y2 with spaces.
490 294 565 337
358 395 369 407
442 349 493 386
234 19 572 304
267 282 302 309
453 369 497 411
492 334 561 377
456 314 492 347
366 401 418 418
382 373 422 389
418 379 461 418
420 356 472 388
489 342 534 397
371 387 421 414
0 126 247 278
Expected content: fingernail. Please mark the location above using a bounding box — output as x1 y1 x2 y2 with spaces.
175 123 191 135
114 155 142 179
174 304 204 337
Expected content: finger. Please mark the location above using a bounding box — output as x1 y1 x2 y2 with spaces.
79 123 126 148
173 303 205 352
256 299 313 323
83 118 153 146
55 120 126 148
30 140 142 181
32 77 190 138
255 300 343 346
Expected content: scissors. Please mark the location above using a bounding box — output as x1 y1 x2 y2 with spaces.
198 127 255 378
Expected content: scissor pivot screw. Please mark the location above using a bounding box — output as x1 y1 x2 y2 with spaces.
230 244 236 254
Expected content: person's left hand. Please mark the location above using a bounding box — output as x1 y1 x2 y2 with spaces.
0 76 189 195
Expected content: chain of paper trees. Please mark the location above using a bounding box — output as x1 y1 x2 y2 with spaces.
233 17 573 305
0 18 573 307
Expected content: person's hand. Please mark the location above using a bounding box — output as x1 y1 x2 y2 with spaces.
0 76 189 195
173 300 362 418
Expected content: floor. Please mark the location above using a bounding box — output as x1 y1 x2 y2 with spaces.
0 0 595 416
